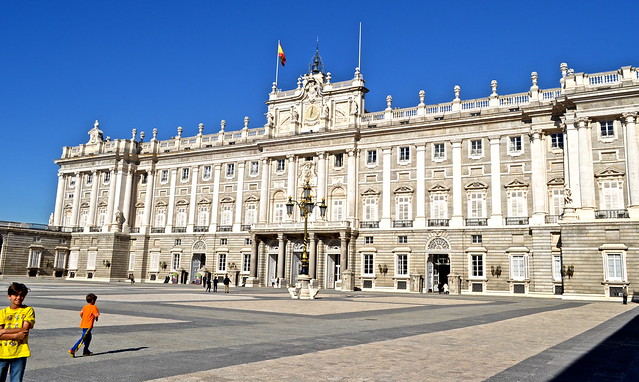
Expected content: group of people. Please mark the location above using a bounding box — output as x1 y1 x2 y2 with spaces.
203 275 231 293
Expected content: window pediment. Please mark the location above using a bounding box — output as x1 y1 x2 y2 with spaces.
595 167 625 178
361 188 380 196
80 202 90 208
394 186 414 194
220 197 235 203
547 177 565 186
428 183 450 193
198 198 211 205
155 200 167 207
135 202 145 208
465 181 488 190
504 179 529 189
175 199 189 206
245 195 259 203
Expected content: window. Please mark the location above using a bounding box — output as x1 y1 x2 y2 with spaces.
363 254 374 275
605 253 624 281
202 166 212 180
273 202 285 223
468 192 485 218
600 121 615 138
508 190 527 217
220 238 228 245
243 253 250 272
334 153 344 168
87 251 97 270
141 173 148 184
366 150 377 165
553 255 562 281
79 209 88 227
332 199 344 221
250 161 259 176
197 206 209 226
128 252 136 271
363 198 378 221
396 196 412 220
245 238 252 245
28 250 41 268
150 252 160 272
470 139 483 156
364 236 374 244
433 143 445 160
172 253 180 271
471 234 482 244
175 239 181 246
396 254 408 276
431 194 448 219
220 204 233 226
154 207 166 227
399 147 410 162
218 253 227 272
510 255 527 281
86 173 93 185
397 236 408 244
69 176 76 188
97 207 107 227
104 172 111 184
55 250 66 269
509 136 523 154
226 163 235 177
160 170 169 183
600 180 624 210
181 168 190 181
175 207 187 227
244 203 257 224
550 133 564 149
68 251 79 269
276 159 285 172
471 254 484 278
33 236 41 243
550 188 564 216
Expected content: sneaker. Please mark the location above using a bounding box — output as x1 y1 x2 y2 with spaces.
68 349 75 358
83 352 94 356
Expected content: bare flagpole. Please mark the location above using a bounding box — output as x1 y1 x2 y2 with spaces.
358 22 362 71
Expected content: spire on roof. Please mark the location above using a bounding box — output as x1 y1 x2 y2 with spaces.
308 40 325 74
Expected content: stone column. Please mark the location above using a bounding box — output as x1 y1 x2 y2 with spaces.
142 168 156 233
488 137 503 226
258 158 270 223
451 141 463 227
277 234 286 279
113 163 125 217
209 165 222 231
86 170 99 231
286 154 297 221
340 232 348 282
70 172 82 228
233 162 245 231
380 147 392 229
309 233 317 279
529 128 547 225
248 234 260 286
105 168 117 230
187 166 199 232
166 168 178 231
415 145 426 228
53 173 65 226
121 167 134 231
316 151 327 201
564 117 582 209
623 113 639 217
577 117 595 219
346 148 357 224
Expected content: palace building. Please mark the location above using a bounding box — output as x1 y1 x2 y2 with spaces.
36 53 639 298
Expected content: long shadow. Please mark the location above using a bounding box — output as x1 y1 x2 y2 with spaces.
90 347 148 356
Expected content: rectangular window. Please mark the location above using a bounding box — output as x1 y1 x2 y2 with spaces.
86 173 93 185
274 202 285 222
226 163 235 177
364 236 374 244
600 121 615 138
471 234 482 244
154 207 166 227
433 143 445 160
250 161 259 176
149 252 160 272
220 238 228 245
181 168 190 181
363 198 378 221
550 133 564 149
468 192 485 218
104 172 111 184
197 206 209 226
141 173 148 184
553 255 562 281
332 200 344 221
69 176 77 188
398 236 408 244
508 190 527 217
172 253 180 271
218 253 227 272
28 250 41 268
470 139 483 156
431 194 448 219
399 147 410 162
175 206 187 227
245 238 252 245
334 153 344 168
68 250 79 269
363 254 374 275
87 251 97 270
160 170 169 183
471 254 484 278
220 204 233 226
202 166 212 180
550 188 564 216
276 159 286 172
175 239 181 246
397 254 408 276
366 150 377 165
396 196 411 220
606 253 624 281
243 253 250 272
128 252 136 271
601 180 624 210
509 136 522 154
55 250 66 269
244 204 257 224
510 255 527 281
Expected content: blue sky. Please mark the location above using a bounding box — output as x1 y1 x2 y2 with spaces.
1 0 637 224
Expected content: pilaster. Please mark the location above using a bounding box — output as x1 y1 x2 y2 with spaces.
488 137 503 226
450 141 463 227
380 147 392 229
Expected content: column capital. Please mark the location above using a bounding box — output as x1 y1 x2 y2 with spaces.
451 140 462 148
575 117 590 128
488 136 501 143
261 157 270 165
529 127 543 141
286 153 296 161
623 112 638 124
316 151 326 158
346 148 356 157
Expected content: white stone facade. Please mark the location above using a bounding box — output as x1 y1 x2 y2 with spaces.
50 61 639 298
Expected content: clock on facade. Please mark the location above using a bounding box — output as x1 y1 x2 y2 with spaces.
304 104 320 121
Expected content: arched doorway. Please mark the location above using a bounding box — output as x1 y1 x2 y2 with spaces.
427 237 451 293
191 241 207 283
325 239 341 289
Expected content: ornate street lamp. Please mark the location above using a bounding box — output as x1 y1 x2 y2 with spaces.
286 179 327 277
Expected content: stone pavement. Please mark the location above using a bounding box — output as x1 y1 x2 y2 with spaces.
6 278 637 381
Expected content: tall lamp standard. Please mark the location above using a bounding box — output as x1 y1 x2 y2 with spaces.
286 179 327 299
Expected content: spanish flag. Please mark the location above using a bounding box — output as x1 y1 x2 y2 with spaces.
278 42 286 66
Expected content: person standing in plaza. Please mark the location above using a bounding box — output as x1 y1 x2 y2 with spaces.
223 275 231 293
213 276 218 292
69 293 100 358
206 276 211 293
0 282 34 382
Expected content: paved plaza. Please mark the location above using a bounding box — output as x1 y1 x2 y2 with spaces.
6 279 639 381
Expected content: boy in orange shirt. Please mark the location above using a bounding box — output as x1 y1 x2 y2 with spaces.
68 293 99 357
0 282 34 381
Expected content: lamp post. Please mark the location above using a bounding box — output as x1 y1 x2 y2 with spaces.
286 179 327 298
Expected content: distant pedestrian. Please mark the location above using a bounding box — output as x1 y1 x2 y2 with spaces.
206 277 211 293
0 282 34 382
213 277 218 292
623 286 628 305
69 293 100 358
223 275 231 293
443 283 449 294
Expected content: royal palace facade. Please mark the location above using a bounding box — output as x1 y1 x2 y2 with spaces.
5 56 639 299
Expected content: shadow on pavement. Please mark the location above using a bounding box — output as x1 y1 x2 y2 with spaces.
91 346 148 356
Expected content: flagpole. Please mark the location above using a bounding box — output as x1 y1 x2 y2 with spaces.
275 40 280 88
358 22 362 70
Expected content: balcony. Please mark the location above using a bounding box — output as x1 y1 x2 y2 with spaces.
193 226 209 232
151 227 165 233
428 219 449 227
595 209 629 219
545 215 560 224
172 227 187 233
217 225 232 232
393 220 413 228
506 217 529 225
129 227 140 233
240 225 252 231
70 226 83 232
360 221 379 229
89 226 102 232
465 218 487 226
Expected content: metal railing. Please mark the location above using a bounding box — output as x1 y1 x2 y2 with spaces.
428 219 450 227
595 209 629 219
172 227 186 233
545 215 560 224
193 226 209 232
360 221 379 228
240 225 252 231
505 217 529 225
393 220 413 228
151 227 165 233
217 225 232 232
465 218 487 226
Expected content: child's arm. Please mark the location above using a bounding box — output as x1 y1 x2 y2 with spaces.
0 328 27 340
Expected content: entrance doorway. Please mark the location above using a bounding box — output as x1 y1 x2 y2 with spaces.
268 254 277 286
430 254 450 293
291 252 301 285
325 254 340 289
191 253 206 283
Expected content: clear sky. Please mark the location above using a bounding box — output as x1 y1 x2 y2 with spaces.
1 0 637 224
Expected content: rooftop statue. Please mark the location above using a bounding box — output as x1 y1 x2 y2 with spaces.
87 120 104 144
